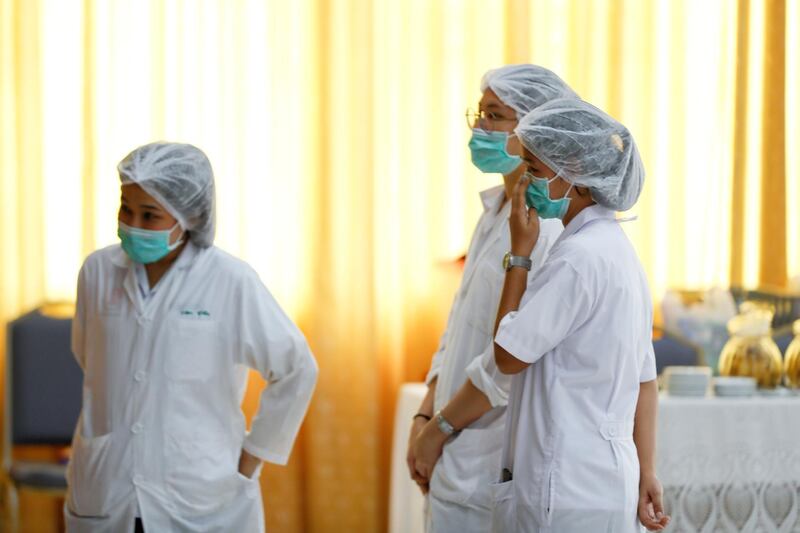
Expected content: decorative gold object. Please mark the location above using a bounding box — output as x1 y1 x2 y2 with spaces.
718 309 783 388
40 301 76 319
784 320 800 389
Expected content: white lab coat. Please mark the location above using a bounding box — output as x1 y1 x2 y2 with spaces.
424 186 563 532
65 242 318 533
491 205 656 533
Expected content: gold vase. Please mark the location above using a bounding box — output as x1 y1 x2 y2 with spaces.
718 310 783 389
784 320 800 389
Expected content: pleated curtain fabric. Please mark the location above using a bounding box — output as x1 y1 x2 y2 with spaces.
0 0 797 531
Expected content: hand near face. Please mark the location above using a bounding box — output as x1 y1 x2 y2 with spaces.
509 175 540 257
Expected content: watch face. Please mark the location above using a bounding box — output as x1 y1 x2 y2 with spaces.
502 252 511 271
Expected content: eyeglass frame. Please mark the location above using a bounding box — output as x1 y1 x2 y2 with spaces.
465 107 518 133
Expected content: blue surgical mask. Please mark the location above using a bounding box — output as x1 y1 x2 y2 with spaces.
468 129 523 175
525 171 573 220
118 221 184 264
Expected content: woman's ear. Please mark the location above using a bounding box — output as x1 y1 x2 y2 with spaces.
575 186 592 197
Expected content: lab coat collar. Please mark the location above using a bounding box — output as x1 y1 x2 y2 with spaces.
109 246 130 268
555 203 617 244
120 241 201 316
479 185 506 212
171 241 200 270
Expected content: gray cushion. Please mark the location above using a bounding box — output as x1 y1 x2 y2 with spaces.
8 310 82 444
9 461 67 490
653 336 699 375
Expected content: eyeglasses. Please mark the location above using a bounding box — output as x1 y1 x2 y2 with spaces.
465 107 517 132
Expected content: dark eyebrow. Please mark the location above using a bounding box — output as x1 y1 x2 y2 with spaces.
141 204 162 211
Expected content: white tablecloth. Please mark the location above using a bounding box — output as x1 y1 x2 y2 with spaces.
389 383 428 533
658 395 800 532
389 384 800 533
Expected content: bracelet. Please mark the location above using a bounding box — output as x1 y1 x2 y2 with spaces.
413 413 432 422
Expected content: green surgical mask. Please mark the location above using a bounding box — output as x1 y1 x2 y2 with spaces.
118 221 184 264
524 171 573 220
468 129 523 175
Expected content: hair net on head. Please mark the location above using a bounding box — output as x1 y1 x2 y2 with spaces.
118 142 216 248
480 64 579 118
515 98 644 211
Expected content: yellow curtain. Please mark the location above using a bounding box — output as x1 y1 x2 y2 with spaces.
788 0 800 282
1 0 797 531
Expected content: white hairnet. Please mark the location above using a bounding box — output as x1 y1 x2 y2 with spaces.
515 98 645 211
118 142 215 248
480 64 578 118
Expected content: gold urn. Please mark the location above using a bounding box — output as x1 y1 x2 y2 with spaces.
718 309 783 389
783 320 800 389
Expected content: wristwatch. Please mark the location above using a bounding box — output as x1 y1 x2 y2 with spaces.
503 251 532 272
434 410 458 436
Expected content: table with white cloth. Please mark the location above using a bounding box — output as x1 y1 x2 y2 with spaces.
389 384 428 533
658 395 800 532
389 384 800 533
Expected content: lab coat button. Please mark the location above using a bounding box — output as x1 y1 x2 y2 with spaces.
608 426 617 437
134 371 146 382
131 423 144 434
133 474 144 485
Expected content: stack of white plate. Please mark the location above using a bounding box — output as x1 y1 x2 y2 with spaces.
757 386 793 397
663 366 711 397
713 377 757 397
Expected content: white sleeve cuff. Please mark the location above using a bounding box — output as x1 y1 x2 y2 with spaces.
425 347 446 386
465 345 511 408
242 436 290 465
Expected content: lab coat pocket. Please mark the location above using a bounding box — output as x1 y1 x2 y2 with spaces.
235 467 261 499
235 470 257 483
66 432 113 518
64 504 114 533
166 319 220 381
543 468 556 524
166 431 238 513
489 479 515 533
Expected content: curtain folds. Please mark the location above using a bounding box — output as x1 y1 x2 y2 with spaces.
0 1 796 530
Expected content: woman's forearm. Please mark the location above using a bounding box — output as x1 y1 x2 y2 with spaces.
633 379 659 476
238 449 262 478
439 380 492 431
493 267 530 373
417 378 437 417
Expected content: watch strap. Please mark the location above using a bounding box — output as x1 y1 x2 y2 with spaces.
434 410 457 436
505 254 532 271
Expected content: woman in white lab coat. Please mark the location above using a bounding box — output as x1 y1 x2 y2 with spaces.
406 65 574 533
66 142 318 533
492 99 670 532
